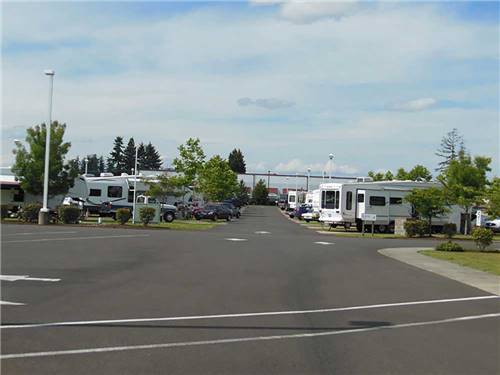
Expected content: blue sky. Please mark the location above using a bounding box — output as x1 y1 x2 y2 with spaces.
2 1 499 178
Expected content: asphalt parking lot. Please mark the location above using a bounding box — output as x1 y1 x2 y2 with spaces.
1 206 499 374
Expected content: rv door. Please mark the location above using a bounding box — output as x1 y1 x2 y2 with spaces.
356 190 365 219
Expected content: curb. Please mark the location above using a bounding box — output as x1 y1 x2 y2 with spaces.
378 247 500 296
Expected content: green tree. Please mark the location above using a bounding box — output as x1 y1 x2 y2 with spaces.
173 138 206 189
438 152 491 235
405 187 449 236
12 121 78 196
108 136 125 175
396 168 409 180
236 179 249 205
484 177 500 218
435 128 465 172
252 179 269 205
98 156 106 175
407 165 432 181
137 143 146 171
384 171 394 181
123 138 136 174
143 142 162 170
368 171 385 181
228 148 246 174
198 155 238 201
146 174 183 201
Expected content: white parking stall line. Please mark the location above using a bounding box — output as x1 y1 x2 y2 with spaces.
3 231 78 237
314 241 334 245
2 312 499 360
3 234 150 243
0 300 26 306
225 238 248 242
2 295 497 330
255 231 270 234
0 275 60 282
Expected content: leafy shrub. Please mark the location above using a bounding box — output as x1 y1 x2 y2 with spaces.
435 241 463 252
139 207 156 226
472 227 494 251
1 205 10 219
20 203 42 223
404 219 428 237
442 223 457 239
116 208 132 225
58 206 81 224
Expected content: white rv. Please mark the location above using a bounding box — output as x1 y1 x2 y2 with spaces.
318 180 461 233
287 190 306 211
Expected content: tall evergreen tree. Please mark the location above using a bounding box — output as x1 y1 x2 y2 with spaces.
123 138 136 174
435 128 465 172
228 148 246 174
137 143 146 171
144 142 162 170
98 156 106 175
108 136 125 175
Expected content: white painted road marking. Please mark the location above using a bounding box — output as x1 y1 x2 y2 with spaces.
3 234 150 244
3 231 78 237
0 300 25 306
0 275 60 282
2 312 499 360
225 238 248 242
255 231 270 234
2 295 497 330
314 241 334 245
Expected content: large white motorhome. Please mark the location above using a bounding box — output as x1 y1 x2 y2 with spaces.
318 180 462 233
287 190 306 211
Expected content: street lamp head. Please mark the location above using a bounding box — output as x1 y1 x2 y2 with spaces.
307 168 311 173
44 69 55 76
329 153 334 160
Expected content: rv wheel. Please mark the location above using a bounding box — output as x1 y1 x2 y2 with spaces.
163 212 174 223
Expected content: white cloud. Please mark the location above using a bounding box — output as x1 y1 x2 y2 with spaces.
390 98 438 112
238 97 295 110
280 0 361 24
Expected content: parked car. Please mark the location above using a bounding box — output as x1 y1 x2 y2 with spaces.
221 202 240 218
301 210 319 223
224 198 245 208
484 219 500 233
160 203 177 222
289 204 312 220
195 204 233 221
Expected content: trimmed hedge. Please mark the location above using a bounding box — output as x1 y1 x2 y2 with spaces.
139 207 156 226
116 208 132 225
20 203 42 223
435 241 463 252
58 206 81 224
472 227 494 251
442 223 457 239
404 219 428 237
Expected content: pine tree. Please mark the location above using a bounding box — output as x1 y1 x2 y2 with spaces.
123 138 136 174
137 143 146 171
144 142 162 170
228 148 246 174
435 128 465 172
108 136 125 175
98 156 106 175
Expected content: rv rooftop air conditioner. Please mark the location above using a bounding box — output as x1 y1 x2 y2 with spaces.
99 172 114 177
356 177 373 183
121 173 129 177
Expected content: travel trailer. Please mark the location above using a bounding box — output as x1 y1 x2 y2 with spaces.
287 190 306 211
318 180 462 233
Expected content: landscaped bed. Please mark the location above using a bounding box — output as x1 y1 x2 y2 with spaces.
419 250 500 276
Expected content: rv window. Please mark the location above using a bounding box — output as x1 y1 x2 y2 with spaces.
370 196 386 206
107 186 123 198
321 190 337 209
346 191 353 210
335 191 339 209
357 193 364 203
89 189 101 197
390 197 403 205
288 195 295 203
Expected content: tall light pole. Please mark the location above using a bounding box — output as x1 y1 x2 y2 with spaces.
295 172 298 192
84 157 89 175
39 69 55 225
132 146 139 224
307 168 311 191
329 153 334 180
267 170 271 188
